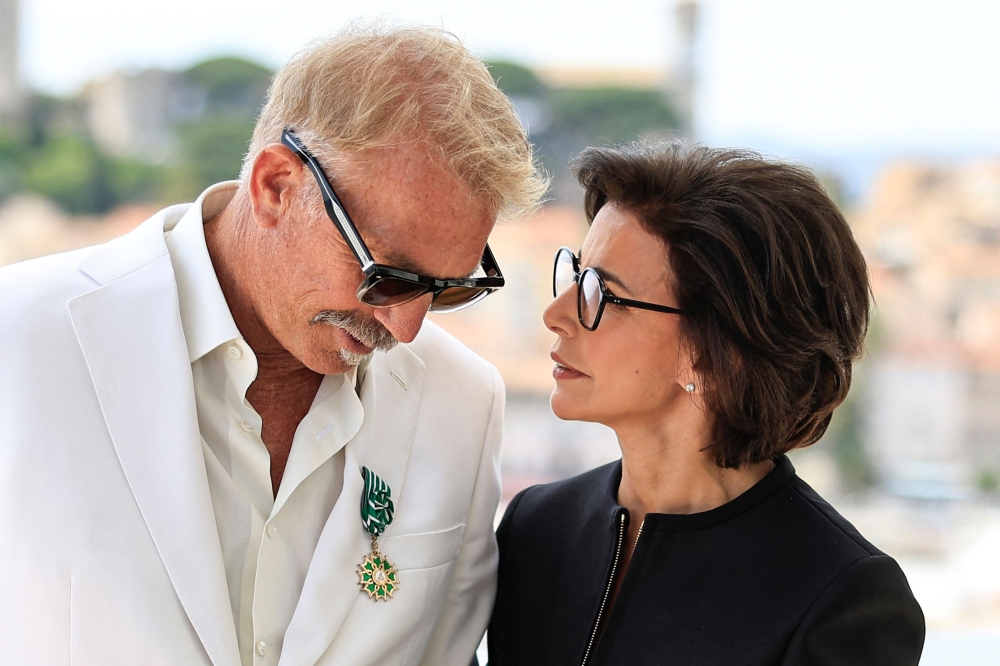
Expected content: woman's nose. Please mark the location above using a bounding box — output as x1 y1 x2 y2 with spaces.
543 284 579 337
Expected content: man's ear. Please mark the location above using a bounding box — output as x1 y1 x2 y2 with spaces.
248 144 302 229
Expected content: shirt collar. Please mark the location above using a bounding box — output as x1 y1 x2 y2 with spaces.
165 181 243 363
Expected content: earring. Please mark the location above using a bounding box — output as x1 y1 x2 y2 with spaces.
685 383 696 393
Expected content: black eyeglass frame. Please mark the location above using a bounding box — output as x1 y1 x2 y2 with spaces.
553 246 684 331
281 128 505 311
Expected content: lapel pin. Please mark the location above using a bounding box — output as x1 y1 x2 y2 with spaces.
357 466 399 601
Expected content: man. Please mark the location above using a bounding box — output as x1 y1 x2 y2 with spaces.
0 25 544 666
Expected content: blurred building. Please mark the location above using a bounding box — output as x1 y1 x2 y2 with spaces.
79 57 271 183
84 69 182 161
852 160 1000 497
0 0 25 123
672 1 699 138
535 66 667 90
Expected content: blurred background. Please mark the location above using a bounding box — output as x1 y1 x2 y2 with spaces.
2 0 999 662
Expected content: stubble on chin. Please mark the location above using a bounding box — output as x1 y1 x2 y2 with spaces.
338 347 372 367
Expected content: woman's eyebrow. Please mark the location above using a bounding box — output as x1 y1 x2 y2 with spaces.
579 249 635 295
598 268 636 296
583 260 636 296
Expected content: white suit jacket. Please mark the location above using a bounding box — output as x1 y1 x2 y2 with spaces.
0 206 503 666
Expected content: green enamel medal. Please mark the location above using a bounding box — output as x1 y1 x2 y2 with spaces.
357 466 399 601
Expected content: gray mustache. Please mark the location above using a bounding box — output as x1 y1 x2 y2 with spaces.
309 310 398 352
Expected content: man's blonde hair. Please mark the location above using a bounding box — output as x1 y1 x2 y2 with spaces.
239 23 547 223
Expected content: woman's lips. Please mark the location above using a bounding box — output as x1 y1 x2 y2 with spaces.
551 351 589 380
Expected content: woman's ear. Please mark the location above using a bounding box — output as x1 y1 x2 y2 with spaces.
676 335 702 393
686 340 746 406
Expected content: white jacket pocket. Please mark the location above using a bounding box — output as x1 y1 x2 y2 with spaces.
381 524 466 571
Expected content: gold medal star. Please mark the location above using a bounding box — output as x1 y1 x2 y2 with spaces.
357 550 399 600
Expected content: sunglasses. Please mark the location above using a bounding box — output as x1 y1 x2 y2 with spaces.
553 246 684 331
281 128 505 312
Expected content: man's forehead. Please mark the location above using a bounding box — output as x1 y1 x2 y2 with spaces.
348 145 485 211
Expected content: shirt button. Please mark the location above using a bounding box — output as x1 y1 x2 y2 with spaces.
256 640 267 656
266 523 278 538
241 420 254 433
228 345 242 360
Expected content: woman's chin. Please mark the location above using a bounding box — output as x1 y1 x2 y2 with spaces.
550 389 595 423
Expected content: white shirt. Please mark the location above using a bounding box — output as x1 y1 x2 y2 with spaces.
164 182 365 666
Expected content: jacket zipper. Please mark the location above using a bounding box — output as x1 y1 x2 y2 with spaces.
581 511 627 666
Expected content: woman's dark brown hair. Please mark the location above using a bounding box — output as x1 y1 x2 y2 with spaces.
573 141 871 469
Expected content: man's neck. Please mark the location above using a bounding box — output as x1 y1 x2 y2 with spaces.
205 207 323 496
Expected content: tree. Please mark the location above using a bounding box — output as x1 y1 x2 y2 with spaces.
24 135 114 214
181 57 273 117
0 129 25 203
485 60 680 201
486 60 545 97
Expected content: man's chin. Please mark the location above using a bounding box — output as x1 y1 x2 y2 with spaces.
292 344 362 377
338 347 374 367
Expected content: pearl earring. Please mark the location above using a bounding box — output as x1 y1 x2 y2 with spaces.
685 383 696 393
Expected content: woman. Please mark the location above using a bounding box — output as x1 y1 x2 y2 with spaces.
487 142 924 665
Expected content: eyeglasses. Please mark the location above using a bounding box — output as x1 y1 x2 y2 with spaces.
281 128 505 312
553 246 684 331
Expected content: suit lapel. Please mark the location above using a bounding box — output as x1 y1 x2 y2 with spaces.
358 342 426 505
68 224 240 666
278 344 426 666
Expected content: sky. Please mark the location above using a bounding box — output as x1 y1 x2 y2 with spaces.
14 0 1000 194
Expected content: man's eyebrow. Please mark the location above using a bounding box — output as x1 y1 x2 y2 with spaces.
382 249 479 280
382 250 426 275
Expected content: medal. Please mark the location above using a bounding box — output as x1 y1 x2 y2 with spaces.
357 466 399 601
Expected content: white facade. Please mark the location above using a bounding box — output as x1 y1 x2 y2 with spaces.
85 69 178 160
0 0 24 121
867 361 975 498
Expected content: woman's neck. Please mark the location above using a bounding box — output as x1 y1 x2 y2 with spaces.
613 413 774 519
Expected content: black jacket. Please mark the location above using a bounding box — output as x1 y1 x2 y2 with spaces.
488 457 924 666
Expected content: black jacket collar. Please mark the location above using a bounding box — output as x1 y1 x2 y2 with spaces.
599 455 796 530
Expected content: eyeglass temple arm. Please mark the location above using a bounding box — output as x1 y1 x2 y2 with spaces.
605 295 684 315
280 130 377 273
480 243 503 280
